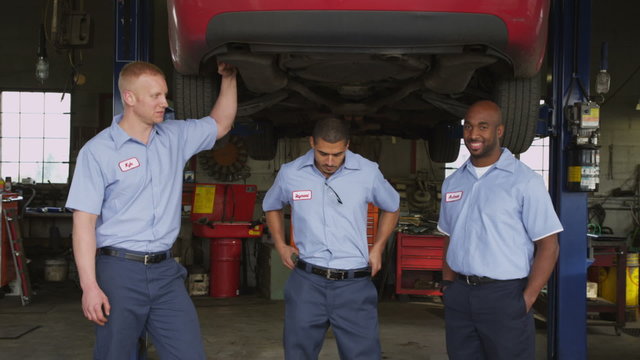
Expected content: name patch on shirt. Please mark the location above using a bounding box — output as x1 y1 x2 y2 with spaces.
292 190 312 201
445 191 463 202
118 157 140 172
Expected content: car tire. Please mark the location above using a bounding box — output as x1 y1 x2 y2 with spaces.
493 74 540 154
173 71 218 120
428 121 461 163
247 121 278 161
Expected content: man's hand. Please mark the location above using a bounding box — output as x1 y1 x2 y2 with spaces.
276 243 299 270
368 246 383 276
523 292 537 313
81 284 111 326
523 234 559 313
217 61 237 78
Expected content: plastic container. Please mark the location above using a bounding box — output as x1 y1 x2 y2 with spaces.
44 258 68 282
598 253 639 307
626 253 639 307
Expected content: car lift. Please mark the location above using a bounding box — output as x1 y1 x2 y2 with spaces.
113 0 152 116
115 0 593 358
547 0 592 358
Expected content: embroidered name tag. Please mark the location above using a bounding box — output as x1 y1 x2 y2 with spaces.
118 157 140 172
445 191 463 202
292 190 312 201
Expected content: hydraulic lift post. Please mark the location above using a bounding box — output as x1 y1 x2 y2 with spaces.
548 0 592 358
113 0 152 115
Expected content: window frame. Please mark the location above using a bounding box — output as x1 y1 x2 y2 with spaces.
0 90 71 184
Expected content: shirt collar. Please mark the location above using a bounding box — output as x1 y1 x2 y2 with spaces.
109 114 161 149
297 149 362 171
461 147 516 174
494 148 516 173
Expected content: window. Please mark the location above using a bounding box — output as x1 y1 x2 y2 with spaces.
1 91 71 184
518 137 550 187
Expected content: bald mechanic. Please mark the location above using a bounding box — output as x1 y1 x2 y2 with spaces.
66 61 237 359
263 117 400 359
437 100 562 359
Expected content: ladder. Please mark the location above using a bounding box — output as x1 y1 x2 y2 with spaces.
3 205 32 306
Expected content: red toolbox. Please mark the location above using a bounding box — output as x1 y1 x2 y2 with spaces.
395 233 445 296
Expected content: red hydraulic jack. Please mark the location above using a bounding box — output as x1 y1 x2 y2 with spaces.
190 184 263 298
3 195 32 306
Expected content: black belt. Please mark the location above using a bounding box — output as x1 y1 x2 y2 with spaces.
458 275 524 286
296 259 371 280
97 247 172 265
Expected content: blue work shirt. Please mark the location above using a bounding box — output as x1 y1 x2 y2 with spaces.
263 149 399 269
437 148 563 280
65 114 217 252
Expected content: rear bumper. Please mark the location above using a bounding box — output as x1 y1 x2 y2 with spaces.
168 1 549 77
206 11 507 56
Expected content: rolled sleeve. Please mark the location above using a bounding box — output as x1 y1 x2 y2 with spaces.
371 170 399 212
65 147 105 215
263 169 288 211
437 184 451 236
522 176 563 240
180 116 218 160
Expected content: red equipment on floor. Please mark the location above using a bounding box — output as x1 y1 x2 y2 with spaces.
1 193 31 305
395 233 445 296
0 194 18 289
190 184 263 298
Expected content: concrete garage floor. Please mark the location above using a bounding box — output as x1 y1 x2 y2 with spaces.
0 282 639 359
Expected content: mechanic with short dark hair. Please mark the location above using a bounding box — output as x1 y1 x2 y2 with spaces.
66 60 237 359
263 117 400 359
438 100 562 359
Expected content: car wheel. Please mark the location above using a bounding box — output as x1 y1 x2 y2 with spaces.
247 121 278 161
173 71 218 120
493 74 540 154
428 121 461 163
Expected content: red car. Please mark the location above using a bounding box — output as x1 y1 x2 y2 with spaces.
167 0 550 161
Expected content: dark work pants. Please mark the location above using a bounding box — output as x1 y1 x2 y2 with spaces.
283 267 381 360
94 253 205 360
443 278 534 360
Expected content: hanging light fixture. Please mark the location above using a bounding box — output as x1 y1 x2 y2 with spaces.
596 42 610 96
35 23 49 83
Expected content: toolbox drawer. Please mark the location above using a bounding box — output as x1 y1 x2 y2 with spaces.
401 236 445 248
401 255 443 269
396 233 445 296
398 234 444 269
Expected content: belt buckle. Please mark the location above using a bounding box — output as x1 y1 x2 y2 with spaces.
144 254 150 265
325 268 333 280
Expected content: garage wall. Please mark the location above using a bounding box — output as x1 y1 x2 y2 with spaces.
195 136 432 192
0 1 114 130
589 1 640 236
0 1 112 240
